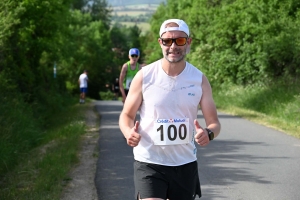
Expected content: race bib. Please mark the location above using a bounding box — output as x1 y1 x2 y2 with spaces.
153 118 189 145
125 78 133 89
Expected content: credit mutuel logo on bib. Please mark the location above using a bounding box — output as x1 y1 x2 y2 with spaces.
156 119 186 123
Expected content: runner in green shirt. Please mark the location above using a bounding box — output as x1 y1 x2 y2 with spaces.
119 48 141 103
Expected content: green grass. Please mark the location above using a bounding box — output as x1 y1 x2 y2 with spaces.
213 81 300 138
0 103 87 200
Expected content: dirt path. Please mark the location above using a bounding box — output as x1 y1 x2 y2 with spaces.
60 102 99 200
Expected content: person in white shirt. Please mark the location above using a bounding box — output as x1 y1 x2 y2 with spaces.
78 70 88 104
119 19 221 200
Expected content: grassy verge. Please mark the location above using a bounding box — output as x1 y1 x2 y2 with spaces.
213 82 300 138
0 103 89 200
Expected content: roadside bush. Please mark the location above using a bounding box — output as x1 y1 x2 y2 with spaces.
99 90 115 100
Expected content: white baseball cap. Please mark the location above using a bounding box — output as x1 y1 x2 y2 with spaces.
159 19 190 37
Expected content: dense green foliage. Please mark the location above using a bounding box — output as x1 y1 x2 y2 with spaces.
0 0 143 177
146 0 300 85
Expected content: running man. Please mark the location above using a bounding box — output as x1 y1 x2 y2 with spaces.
119 19 221 200
119 48 141 103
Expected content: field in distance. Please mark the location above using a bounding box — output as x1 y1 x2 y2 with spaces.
109 1 166 34
113 4 159 11
111 21 150 35
114 10 151 16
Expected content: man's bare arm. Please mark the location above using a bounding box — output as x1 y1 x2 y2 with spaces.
119 70 143 146
200 75 221 138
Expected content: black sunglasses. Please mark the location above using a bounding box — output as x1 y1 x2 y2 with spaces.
160 37 188 47
131 54 138 58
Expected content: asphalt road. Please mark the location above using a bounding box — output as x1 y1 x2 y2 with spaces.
94 100 300 200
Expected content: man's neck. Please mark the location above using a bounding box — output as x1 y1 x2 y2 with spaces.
161 59 186 77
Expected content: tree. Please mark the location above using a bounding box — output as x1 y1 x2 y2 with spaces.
76 0 112 28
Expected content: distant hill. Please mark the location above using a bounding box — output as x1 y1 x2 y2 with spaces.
107 0 166 7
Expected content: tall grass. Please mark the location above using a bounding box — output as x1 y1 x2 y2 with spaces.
0 87 41 176
1 128 84 199
213 81 300 138
0 93 88 200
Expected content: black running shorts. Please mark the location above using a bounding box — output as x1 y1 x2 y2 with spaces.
125 89 129 96
134 160 201 200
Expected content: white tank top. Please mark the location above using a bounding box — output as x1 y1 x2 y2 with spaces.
134 60 203 166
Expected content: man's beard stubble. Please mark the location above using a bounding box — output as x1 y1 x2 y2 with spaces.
163 48 186 63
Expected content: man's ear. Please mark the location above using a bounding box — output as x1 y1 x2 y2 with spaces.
187 37 192 45
158 38 162 44
158 38 163 49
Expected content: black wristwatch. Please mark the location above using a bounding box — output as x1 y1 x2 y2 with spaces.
205 128 214 141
